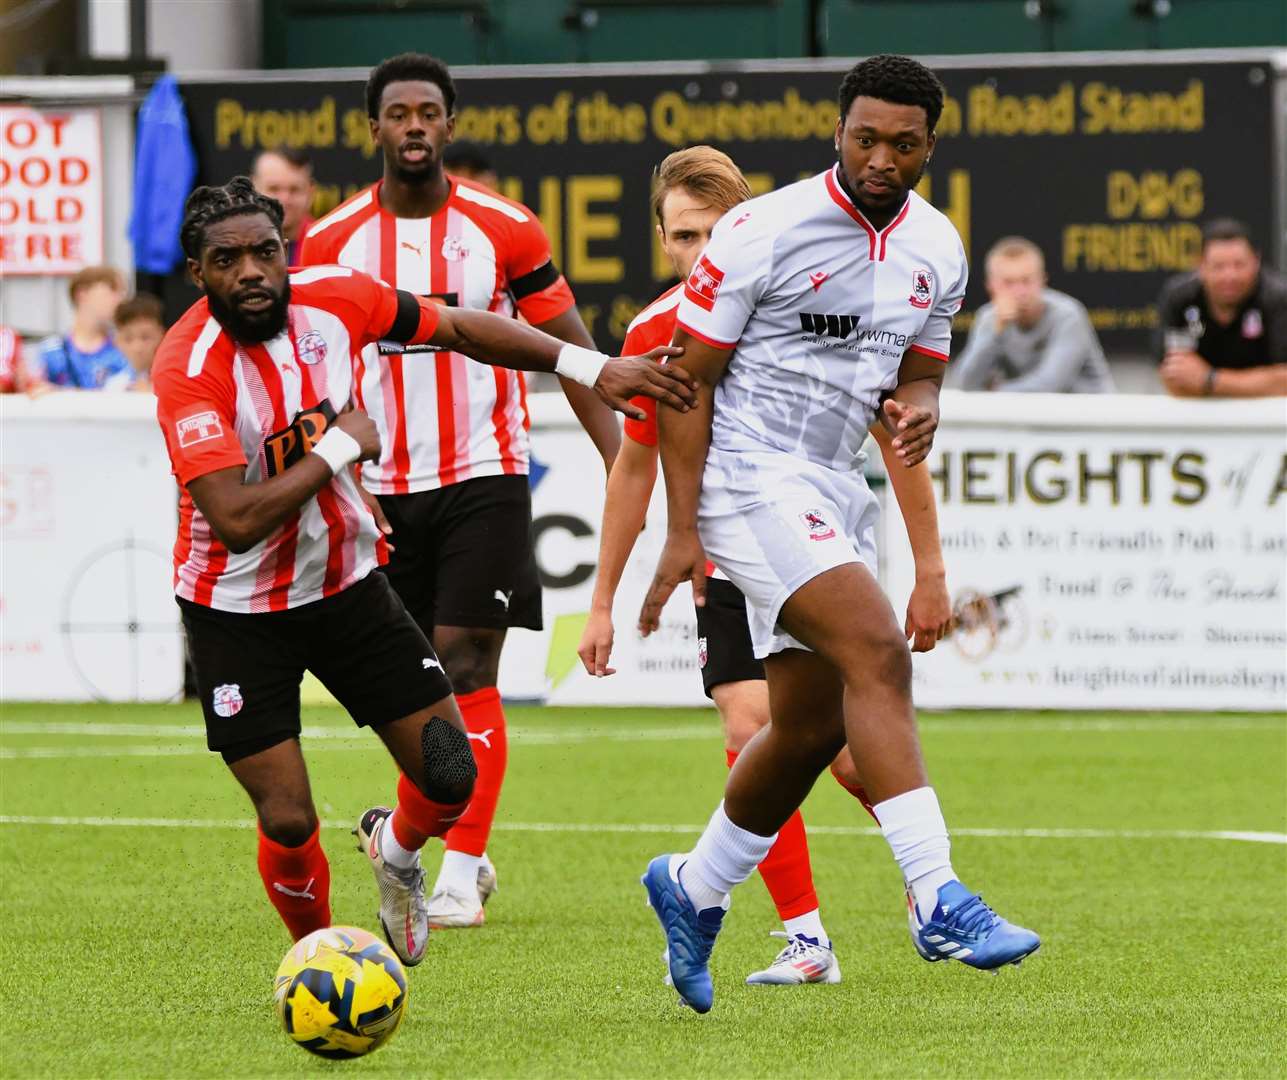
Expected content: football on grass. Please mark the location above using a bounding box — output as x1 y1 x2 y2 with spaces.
274 926 408 1058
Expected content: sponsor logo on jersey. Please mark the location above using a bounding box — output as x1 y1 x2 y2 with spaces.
263 398 338 477
800 509 836 542
176 410 223 448
1242 309 1263 339
685 255 725 311
296 330 328 366
441 236 470 262
909 269 933 309
212 683 244 718
799 312 860 339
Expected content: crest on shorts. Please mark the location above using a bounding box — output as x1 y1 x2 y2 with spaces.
441 236 470 262
800 509 836 542
212 683 244 718
909 269 933 309
697 636 709 668
296 330 327 366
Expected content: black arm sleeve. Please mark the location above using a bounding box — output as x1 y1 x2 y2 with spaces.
510 260 561 301
387 289 423 343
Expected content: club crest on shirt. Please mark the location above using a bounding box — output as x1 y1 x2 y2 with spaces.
800 509 836 542
909 269 933 309
441 236 470 262
1242 309 1263 339
685 255 725 312
697 636 709 668
212 683 244 718
296 330 328 366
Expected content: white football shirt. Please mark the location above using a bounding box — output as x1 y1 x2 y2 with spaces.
677 166 968 472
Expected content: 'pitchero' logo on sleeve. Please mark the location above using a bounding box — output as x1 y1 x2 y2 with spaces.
176 410 224 448
263 399 338 477
799 312 861 339
684 255 725 312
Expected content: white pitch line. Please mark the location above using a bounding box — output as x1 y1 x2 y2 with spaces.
0 814 1280 845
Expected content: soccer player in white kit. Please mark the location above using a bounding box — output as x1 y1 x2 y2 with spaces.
638 55 1040 1012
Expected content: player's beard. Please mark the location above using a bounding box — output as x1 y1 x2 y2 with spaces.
837 155 930 215
207 279 292 344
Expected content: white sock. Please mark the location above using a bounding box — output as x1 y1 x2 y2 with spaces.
434 849 483 897
874 786 957 921
783 909 830 948
680 801 777 911
378 817 418 870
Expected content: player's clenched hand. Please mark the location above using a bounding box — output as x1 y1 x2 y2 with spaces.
577 609 617 677
594 346 697 421
905 571 951 652
882 398 937 467
334 407 382 463
639 530 707 636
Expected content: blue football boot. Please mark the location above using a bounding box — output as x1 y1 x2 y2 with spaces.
909 880 1040 970
641 854 725 1013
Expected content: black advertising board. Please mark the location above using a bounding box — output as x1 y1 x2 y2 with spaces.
177 59 1275 353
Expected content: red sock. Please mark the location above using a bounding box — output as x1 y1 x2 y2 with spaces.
727 748 818 920
442 687 507 858
257 822 331 941
830 762 878 822
389 772 471 851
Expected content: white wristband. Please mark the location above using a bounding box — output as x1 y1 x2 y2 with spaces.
555 343 609 388
311 426 362 476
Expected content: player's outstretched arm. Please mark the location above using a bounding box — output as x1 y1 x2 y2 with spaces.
880 349 948 467
577 436 660 676
417 302 697 421
533 306 625 472
638 331 733 634
870 424 951 652
188 409 382 554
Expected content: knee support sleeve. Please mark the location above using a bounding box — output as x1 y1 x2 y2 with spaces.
420 715 477 802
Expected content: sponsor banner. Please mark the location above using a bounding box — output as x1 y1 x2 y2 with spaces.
0 395 183 702
0 107 104 275
883 394 1287 711
177 58 1275 352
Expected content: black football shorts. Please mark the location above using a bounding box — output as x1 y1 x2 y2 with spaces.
375 474 542 633
179 571 453 763
695 576 766 698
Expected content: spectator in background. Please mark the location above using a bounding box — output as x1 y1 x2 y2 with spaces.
952 236 1113 393
1156 219 1287 398
114 293 166 392
37 266 133 390
443 141 500 192
251 148 315 263
0 325 26 393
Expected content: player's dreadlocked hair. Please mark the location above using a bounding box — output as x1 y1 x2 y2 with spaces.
366 53 457 119
180 177 284 261
838 54 945 132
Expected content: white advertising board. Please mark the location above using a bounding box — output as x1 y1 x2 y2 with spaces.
883 394 1287 711
0 106 104 275
0 394 183 701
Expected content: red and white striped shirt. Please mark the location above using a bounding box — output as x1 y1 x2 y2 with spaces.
153 266 438 613
299 177 576 494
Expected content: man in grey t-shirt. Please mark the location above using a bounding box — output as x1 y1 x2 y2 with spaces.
952 236 1114 393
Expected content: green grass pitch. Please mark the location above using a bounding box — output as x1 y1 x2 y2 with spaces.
1 703 1284 1078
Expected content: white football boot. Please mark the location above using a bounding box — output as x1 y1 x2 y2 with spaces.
354 807 430 966
477 852 498 907
745 932 842 985
425 886 486 929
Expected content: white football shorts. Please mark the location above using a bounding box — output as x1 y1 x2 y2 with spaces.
698 446 878 658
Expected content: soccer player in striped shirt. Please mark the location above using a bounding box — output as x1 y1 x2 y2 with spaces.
577 146 955 986
299 55 626 928
153 177 693 967
638 56 1040 1012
